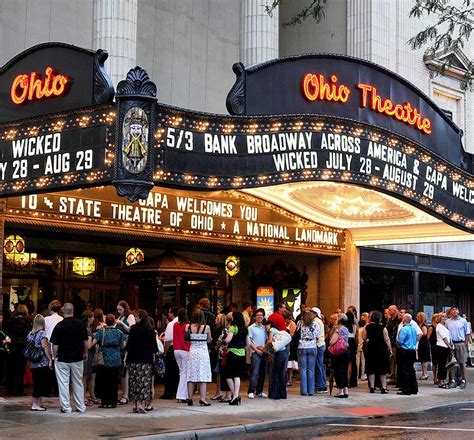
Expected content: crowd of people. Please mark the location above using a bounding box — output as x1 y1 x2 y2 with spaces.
0 298 471 413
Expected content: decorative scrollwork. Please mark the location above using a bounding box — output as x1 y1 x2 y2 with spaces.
115 181 154 202
116 67 157 99
226 62 246 115
93 49 115 104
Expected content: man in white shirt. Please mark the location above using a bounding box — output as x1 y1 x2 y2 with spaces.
45 300 63 342
160 306 179 400
44 300 63 396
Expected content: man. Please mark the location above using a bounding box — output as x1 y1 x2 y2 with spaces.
161 306 179 400
385 305 400 384
247 308 267 399
311 307 327 393
446 306 470 389
199 298 216 334
44 300 63 396
50 303 88 413
242 302 252 327
268 303 287 331
396 313 418 396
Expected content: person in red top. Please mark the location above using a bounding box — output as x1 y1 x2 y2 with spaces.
173 308 191 403
268 303 287 331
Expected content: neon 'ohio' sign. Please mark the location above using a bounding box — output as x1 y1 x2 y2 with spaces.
302 73 431 135
11 67 70 105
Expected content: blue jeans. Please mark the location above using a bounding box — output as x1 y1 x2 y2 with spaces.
298 348 317 395
248 352 266 394
316 344 327 391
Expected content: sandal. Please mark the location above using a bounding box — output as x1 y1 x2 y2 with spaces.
118 397 129 405
438 383 450 389
84 400 93 406
89 397 99 404
419 375 429 380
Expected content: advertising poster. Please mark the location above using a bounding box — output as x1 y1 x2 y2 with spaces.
282 288 302 320
256 286 274 318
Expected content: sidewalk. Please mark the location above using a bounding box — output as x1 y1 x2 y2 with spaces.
0 372 473 440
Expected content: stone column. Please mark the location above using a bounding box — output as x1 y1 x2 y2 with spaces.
240 0 279 67
93 0 137 86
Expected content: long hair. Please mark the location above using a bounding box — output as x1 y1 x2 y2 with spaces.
416 312 427 327
215 313 226 328
81 310 94 331
135 309 150 327
177 308 188 325
302 310 313 327
190 310 206 325
15 304 29 317
94 308 104 329
32 314 45 333
369 310 382 324
231 311 247 336
117 300 131 317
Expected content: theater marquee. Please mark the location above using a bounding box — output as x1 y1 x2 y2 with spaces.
6 187 344 253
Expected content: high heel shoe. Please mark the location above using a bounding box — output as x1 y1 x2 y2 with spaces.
199 399 211 406
369 388 375 393
229 396 241 406
210 395 223 401
381 388 389 394
187 399 193 406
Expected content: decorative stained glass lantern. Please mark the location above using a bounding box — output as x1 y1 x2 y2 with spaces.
72 257 96 276
3 235 25 263
125 247 144 266
225 256 240 277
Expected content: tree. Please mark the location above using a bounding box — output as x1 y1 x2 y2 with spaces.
264 0 327 27
266 0 473 86
408 0 473 87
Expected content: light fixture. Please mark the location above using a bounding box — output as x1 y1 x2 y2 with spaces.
3 235 25 263
125 247 144 266
225 256 240 277
72 257 96 276
444 285 452 292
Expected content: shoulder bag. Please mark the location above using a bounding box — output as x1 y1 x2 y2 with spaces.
328 328 348 356
271 329 292 352
92 329 106 368
23 332 44 362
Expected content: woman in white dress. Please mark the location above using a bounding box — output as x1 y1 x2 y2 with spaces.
186 310 212 406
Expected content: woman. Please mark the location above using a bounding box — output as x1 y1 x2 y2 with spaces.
186 310 212 406
345 311 358 388
297 310 320 396
284 310 298 387
92 308 106 400
81 310 97 406
435 313 453 388
212 313 232 402
223 311 247 405
173 308 190 403
265 320 287 400
93 314 126 408
362 310 391 394
356 312 369 381
329 313 350 398
27 314 52 411
428 313 440 384
126 309 157 413
416 312 430 380
6 304 32 396
116 300 135 405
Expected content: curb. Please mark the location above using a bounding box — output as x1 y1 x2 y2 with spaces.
123 416 356 440
124 398 474 440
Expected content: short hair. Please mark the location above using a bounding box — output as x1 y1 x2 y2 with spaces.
168 306 179 318
63 303 74 316
403 313 412 323
254 308 265 317
337 313 348 325
49 300 62 313
275 302 285 311
15 304 29 317
199 298 210 310
135 309 149 327
265 320 275 328
105 313 115 326
369 310 382 324
242 302 251 310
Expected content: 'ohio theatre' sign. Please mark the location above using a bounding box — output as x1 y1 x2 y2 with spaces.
0 44 473 234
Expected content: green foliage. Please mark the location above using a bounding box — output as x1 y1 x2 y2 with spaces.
264 0 327 28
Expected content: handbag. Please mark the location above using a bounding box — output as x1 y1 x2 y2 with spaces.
271 330 292 352
446 349 459 370
92 328 106 368
156 332 164 355
153 354 165 377
23 333 44 362
328 329 348 355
